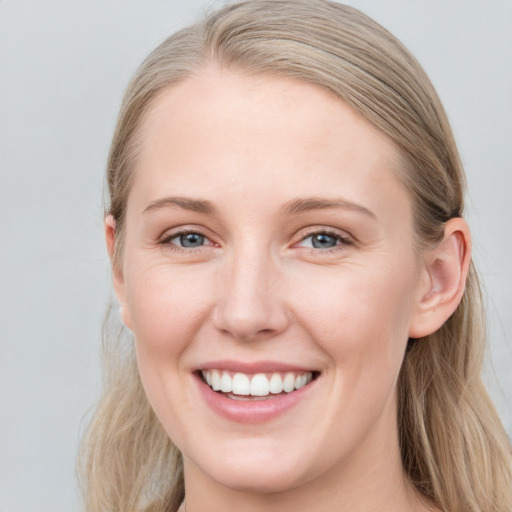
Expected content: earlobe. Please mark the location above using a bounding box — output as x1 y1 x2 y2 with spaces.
118 302 133 331
408 218 471 339
105 215 133 330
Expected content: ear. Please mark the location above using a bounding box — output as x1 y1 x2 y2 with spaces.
408 218 471 339
105 215 133 329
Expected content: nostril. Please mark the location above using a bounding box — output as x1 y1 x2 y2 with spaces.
211 264 289 340
212 307 289 341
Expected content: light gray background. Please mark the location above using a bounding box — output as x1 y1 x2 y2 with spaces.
0 1 510 511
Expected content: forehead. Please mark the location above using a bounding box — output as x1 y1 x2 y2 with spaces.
130 68 411 222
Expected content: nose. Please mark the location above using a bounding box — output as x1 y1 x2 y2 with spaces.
212 247 289 341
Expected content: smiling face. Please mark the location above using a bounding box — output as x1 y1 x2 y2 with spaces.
111 69 429 496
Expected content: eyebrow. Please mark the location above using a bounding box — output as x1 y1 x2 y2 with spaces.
142 195 376 218
143 196 216 215
281 197 376 218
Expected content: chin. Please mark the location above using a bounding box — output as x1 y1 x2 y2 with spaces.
187 442 313 494
211 463 308 494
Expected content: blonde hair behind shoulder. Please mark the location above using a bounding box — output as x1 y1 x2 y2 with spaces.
78 2 512 511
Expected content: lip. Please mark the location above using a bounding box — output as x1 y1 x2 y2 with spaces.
196 359 316 374
194 361 319 424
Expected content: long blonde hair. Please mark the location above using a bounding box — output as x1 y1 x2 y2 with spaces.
78 1 512 511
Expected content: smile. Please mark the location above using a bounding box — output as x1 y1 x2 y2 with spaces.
195 364 320 423
200 370 315 399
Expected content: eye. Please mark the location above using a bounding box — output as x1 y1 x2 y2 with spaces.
296 230 350 250
164 231 214 249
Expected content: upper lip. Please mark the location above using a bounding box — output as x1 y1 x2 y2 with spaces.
196 360 318 374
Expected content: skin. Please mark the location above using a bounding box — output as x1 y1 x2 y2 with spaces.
107 68 469 511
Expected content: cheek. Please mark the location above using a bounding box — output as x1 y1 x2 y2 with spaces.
126 261 214 356
122 263 213 439
291 259 418 378
124 261 216 435
291 261 419 451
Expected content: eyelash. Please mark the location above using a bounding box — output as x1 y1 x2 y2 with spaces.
159 229 216 253
297 229 353 255
158 228 353 254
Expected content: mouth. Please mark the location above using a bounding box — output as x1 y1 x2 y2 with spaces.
198 369 319 400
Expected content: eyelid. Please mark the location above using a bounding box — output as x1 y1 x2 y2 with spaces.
158 226 218 249
157 225 354 253
291 227 355 257
171 232 214 247
294 227 353 244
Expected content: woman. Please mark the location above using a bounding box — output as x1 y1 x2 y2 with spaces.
79 1 512 511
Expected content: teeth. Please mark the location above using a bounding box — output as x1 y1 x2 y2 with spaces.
295 374 308 389
283 372 295 393
220 372 232 393
250 373 269 396
211 370 221 391
232 373 250 395
269 373 283 394
201 370 313 397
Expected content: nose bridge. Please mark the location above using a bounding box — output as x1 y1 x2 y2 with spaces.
213 239 288 340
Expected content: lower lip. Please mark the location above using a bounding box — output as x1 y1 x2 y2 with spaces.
195 374 316 424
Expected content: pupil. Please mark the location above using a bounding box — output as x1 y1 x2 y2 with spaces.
312 233 337 249
181 233 204 247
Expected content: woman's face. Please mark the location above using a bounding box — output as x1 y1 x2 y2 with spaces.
114 69 429 493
